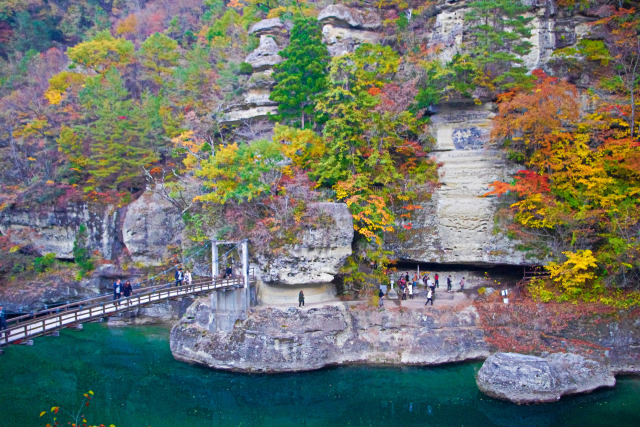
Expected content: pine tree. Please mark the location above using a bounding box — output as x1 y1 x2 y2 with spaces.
464 0 534 91
58 67 159 193
270 17 329 129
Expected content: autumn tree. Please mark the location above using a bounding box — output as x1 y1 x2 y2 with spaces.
314 44 437 245
591 7 640 138
57 67 160 194
487 70 640 295
270 16 329 128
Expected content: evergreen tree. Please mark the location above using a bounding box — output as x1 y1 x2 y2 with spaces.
464 0 534 91
57 67 159 193
270 17 329 128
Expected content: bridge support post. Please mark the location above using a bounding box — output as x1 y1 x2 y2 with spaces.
241 239 249 310
212 240 219 279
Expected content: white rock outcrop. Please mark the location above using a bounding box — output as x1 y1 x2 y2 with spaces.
387 104 532 265
122 189 183 266
318 4 382 56
244 35 282 71
256 202 353 286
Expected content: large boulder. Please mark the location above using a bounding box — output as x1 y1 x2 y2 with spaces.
476 352 616 404
122 189 183 266
318 4 382 30
255 202 353 286
171 302 490 373
318 4 382 57
248 18 291 36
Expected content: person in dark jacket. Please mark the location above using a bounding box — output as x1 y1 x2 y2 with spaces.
123 281 133 298
0 305 8 341
113 279 122 301
174 267 184 287
298 290 305 307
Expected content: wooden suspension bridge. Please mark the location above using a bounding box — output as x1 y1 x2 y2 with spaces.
1 240 255 348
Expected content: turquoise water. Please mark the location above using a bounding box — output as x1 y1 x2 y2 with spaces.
0 323 639 426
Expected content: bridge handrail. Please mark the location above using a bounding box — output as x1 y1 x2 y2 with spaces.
7 270 255 328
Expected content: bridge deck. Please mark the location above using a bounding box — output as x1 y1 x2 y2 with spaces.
1 276 253 347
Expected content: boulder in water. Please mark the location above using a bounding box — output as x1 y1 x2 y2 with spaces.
476 352 616 404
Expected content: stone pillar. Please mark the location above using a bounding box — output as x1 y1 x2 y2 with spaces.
212 240 218 279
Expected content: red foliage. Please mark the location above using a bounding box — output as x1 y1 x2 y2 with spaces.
475 291 623 358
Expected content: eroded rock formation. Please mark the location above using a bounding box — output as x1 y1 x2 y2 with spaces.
255 202 353 287
171 302 489 372
476 352 616 404
386 104 530 265
0 203 121 260
122 189 183 266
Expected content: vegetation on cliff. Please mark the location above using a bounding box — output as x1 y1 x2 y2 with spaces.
0 1 638 304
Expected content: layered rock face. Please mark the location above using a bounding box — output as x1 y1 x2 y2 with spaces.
256 202 353 286
221 4 383 125
0 203 121 260
255 202 353 303
171 302 489 373
386 104 529 265
122 189 183 266
476 352 616 404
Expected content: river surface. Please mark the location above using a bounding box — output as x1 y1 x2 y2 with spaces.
0 323 638 426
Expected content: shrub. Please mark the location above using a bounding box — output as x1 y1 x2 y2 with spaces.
238 61 253 75
34 253 56 273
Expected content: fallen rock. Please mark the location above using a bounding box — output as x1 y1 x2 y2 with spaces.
476 352 616 404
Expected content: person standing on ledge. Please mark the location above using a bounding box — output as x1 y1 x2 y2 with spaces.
434 273 439 288
447 274 452 292
425 288 434 306
298 290 305 307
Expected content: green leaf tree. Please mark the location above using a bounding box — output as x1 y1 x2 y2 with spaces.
270 17 330 128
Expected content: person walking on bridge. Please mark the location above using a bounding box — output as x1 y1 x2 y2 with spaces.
174 267 184 287
298 290 305 307
184 269 192 286
123 281 133 298
113 279 122 303
0 305 8 340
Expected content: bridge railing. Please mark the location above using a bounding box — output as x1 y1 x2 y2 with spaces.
6 269 256 329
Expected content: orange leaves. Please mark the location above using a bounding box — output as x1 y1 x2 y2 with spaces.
483 180 514 197
484 171 549 198
367 87 382 96
492 69 579 152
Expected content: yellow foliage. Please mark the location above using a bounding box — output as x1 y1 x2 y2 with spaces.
45 71 85 105
115 14 138 36
545 249 598 296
